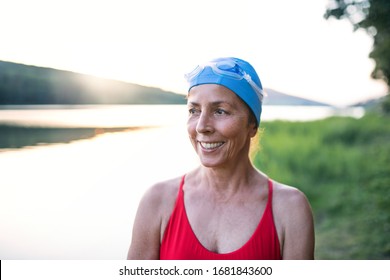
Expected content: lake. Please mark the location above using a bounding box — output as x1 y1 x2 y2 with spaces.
0 105 364 259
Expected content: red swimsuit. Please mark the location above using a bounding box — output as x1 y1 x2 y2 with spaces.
160 176 282 260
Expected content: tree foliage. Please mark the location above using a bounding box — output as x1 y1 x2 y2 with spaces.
325 0 390 111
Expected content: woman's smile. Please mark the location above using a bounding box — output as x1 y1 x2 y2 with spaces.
198 141 225 151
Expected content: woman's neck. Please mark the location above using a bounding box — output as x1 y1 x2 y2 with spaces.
196 159 259 194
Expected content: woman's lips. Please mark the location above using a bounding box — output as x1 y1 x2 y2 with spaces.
198 141 225 150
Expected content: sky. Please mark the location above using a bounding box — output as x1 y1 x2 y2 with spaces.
0 0 388 106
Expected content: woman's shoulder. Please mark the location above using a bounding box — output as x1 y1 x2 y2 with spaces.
271 179 310 206
154 175 182 194
271 179 313 221
140 176 183 213
271 179 313 225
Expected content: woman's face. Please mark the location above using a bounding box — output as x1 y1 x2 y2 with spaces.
187 84 257 168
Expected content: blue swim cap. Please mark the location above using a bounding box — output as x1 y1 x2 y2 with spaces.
186 57 263 126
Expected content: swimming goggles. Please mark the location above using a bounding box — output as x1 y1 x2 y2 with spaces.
185 59 264 101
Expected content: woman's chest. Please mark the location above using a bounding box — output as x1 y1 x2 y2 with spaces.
184 197 267 254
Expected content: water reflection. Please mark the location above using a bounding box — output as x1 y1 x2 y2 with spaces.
0 105 365 151
0 124 199 259
0 125 141 150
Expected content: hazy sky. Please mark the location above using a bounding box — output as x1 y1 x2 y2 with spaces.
0 0 387 106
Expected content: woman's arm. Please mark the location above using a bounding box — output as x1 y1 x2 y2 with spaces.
281 188 315 259
127 186 163 260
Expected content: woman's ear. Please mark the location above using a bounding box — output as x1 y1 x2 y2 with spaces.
249 123 258 138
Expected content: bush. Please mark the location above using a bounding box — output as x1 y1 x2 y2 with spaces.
253 113 390 259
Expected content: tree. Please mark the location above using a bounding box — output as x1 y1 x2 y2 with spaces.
324 0 390 111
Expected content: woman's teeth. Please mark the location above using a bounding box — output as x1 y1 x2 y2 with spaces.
200 142 224 149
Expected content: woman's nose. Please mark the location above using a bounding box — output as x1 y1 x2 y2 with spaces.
196 112 214 134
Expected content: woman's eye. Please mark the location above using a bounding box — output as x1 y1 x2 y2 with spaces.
189 108 199 115
215 109 227 115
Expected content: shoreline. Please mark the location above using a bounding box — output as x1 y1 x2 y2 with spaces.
0 125 151 151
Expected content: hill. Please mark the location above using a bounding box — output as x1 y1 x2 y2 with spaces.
351 96 387 109
0 61 186 105
0 60 330 106
263 88 330 106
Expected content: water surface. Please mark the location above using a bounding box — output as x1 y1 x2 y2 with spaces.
0 104 364 259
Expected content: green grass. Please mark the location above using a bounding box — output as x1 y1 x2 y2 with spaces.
252 112 390 259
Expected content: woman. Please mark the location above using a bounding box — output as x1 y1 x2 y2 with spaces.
127 57 314 260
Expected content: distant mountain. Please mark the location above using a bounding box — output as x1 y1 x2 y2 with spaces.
351 96 386 108
0 60 330 106
0 61 186 105
263 88 331 106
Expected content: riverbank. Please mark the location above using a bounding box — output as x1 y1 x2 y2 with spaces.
0 125 144 150
254 112 390 259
